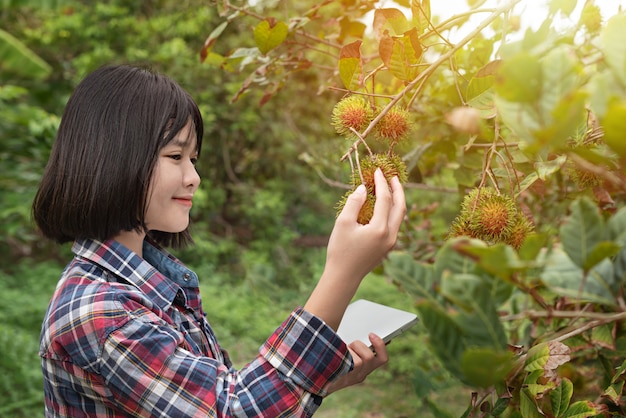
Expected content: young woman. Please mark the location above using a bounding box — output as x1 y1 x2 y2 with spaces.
33 64 406 417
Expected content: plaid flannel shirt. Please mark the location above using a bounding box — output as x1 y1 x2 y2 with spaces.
40 238 352 417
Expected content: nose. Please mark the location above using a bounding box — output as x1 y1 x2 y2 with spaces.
185 161 201 190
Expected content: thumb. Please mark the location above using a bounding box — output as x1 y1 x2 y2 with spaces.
337 184 367 223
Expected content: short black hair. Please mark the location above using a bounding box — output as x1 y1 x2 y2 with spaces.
32 64 203 248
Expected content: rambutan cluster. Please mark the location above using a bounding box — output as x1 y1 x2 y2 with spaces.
336 153 408 224
331 95 412 224
331 95 413 145
448 187 534 249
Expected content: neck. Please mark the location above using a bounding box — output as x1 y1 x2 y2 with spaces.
112 229 146 257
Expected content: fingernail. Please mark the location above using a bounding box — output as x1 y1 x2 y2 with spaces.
354 184 366 195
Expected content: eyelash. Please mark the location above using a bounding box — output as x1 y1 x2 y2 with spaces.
168 155 198 165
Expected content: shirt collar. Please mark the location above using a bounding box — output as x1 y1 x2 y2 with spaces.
72 238 199 311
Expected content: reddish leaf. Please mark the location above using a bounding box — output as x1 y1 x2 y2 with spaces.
338 40 362 90
201 21 228 63
373 8 410 40
379 28 422 81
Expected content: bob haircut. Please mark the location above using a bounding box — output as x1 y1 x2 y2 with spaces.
32 64 203 248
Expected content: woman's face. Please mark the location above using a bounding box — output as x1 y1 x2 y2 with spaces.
145 122 200 233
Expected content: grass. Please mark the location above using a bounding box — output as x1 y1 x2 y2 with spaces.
202 268 470 417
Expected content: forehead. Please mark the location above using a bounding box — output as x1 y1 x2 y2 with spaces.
164 121 198 150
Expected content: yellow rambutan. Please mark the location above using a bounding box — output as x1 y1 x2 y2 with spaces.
337 152 408 225
504 214 534 250
448 187 534 248
375 106 412 145
331 95 373 137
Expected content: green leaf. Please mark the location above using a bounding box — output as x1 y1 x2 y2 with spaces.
441 275 508 349
0 29 51 80
416 302 466 376
586 70 621 119
591 323 614 349
535 155 567 180
383 251 437 301
607 207 626 246
539 46 581 117
411 0 431 34
492 396 510 416
603 381 623 404
495 52 542 103
600 14 626 88
518 232 549 261
550 378 573 417
253 19 289 55
454 242 528 283
524 343 550 372
601 100 626 163
338 40 362 90
495 97 542 145
466 61 499 117
520 388 544 418
460 347 515 388
583 241 620 272
533 91 588 153
541 248 616 306
562 401 597 418
433 238 480 279
611 358 626 384
560 197 605 270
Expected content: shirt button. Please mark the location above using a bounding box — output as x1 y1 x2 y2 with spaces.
183 273 191 282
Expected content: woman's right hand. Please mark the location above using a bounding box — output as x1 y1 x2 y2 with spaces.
325 168 406 283
303 168 406 330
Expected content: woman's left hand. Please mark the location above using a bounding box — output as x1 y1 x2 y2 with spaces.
325 333 389 395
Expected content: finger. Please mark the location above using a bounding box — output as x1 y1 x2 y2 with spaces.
337 184 367 224
368 333 389 364
346 345 364 372
349 340 375 362
369 168 392 224
387 176 406 233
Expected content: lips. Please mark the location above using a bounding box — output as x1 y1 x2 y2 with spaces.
173 196 193 207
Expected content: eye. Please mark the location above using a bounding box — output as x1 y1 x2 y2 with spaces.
191 157 199 166
168 154 182 161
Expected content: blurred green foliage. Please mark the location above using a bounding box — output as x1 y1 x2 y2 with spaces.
0 0 437 415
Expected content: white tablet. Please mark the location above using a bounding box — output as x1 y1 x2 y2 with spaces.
336 299 419 347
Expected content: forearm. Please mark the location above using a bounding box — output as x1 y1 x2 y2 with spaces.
304 269 363 330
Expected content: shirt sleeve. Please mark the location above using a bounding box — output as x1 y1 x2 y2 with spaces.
100 306 352 417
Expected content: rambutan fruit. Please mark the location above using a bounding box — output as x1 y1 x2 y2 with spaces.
448 187 534 248
470 194 517 241
504 214 534 250
564 161 603 190
352 153 408 193
331 95 373 137
447 217 476 240
337 152 408 225
357 194 376 225
375 106 412 145
335 189 376 225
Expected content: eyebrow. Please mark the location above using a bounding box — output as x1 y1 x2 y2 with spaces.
167 135 198 151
